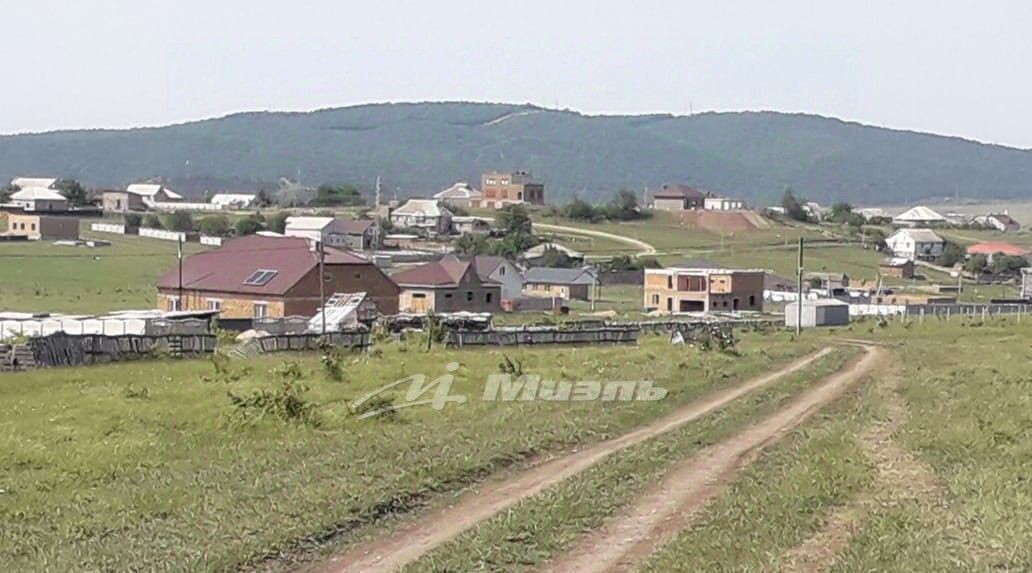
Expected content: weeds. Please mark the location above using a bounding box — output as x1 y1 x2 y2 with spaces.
321 350 346 382
498 355 524 377
227 380 320 427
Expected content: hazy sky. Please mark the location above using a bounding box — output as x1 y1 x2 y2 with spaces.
4 1 1031 147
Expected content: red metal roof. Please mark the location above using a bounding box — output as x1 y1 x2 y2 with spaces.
390 256 471 287
156 234 368 296
965 241 1028 257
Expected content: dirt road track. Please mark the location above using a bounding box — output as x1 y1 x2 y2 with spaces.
538 345 884 573
307 348 835 573
533 222 657 256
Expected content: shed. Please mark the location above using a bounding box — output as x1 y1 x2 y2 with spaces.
785 299 850 328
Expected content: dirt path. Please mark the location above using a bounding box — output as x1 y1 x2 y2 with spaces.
538 345 885 573
533 222 658 256
306 348 834 573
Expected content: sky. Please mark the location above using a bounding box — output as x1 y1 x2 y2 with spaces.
3 0 1032 148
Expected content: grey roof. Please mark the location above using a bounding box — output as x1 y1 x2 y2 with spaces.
523 267 596 285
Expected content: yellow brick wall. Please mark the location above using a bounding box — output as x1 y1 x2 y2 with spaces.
157 292 286 319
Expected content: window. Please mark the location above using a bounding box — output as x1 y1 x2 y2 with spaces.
499 266 505 276
466 291 474 302
444 293 453 299
253 303 268 319
748 295 756 306
354 272 362 279
168 297 182 311
243 269 279 286
685 276 706 292
412 293 426 299
486 292 493 303
651 294 660 305
208 299 222 311
30 223 36 231
667 276 673 289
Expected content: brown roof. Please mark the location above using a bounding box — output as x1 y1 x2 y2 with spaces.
329 218 375 234
156 234 368 296
391 255 509 287
654 184 709 200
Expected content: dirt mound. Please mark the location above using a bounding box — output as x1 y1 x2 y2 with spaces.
676 210 772 233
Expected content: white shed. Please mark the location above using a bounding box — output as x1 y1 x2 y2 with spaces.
785 299 850 328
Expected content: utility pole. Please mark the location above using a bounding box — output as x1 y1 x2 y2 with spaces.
318 241 326 335
177 235 184 311
796 237 804 335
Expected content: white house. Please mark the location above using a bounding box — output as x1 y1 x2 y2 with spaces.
389 199 453 236
11 177 58 189
703 196 745 211
284 216 378 250
126 183 183 203
210 193 257 210
9 187 68 212
974 213 1020 232
473 256 525 300
433 182 482 209
885 228 945 261
893 205 947 227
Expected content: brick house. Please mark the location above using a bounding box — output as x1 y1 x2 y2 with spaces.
473 171 545 209
651 184 708 211
390 255 502 313
3 213 79 240
643 261 765 313
102 190 148 213
155 235 399 319
522 267 597 301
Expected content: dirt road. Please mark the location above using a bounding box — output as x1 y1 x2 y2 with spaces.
533 222 657 256
307 348 835 573
538 345 884 573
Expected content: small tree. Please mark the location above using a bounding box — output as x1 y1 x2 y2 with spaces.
937 241 966 267
496 203 534 235
163 210 195 232
964 254 988 274
266 211 290 234
123 213 142 230
781 189 810 222
310 184 365 207
197 214 231 237
53 179 90 206
991 254 1027 276
234 214 265 236
142 213 164 229
563 198 602 222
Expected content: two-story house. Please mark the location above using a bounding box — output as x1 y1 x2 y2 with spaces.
643 261 765 313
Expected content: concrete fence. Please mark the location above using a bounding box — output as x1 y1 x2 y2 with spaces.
1 332 216 371
200 235 224 247
1 316 211 339
445 324 641 347
138 228 188 242
852 302 1032 319
90 223 126 234
230 330 371 358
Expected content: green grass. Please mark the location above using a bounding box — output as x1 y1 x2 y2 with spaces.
0 220 207 313
0 331 816 572
400 347 862 572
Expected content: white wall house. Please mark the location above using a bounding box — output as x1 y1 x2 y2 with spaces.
893 205 947 227
210 193 257 209
389 199 453 236
9 187 68 212
703 196 745 211
126 183 183 204
886 228 945 261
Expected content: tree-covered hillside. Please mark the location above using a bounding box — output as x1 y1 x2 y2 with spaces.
2 102 1030 204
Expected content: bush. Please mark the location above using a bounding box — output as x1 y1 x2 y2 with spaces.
162 211 194 232
197 214 231 237
320 349 346 382
142 214 163 229
266 211 290 234
227 380 320 426
234 214 265 236
123 213 142 229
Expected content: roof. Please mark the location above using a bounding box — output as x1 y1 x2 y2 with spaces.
893 205 946 222
155 235 368 296
888 228 944 243
654 184 709 200
966 242 1028 257
989 213 1019 226
434 182 482 201
391 256 472 287
523 267 596 285
210 193 256 205
881 257 913 267
522 242 585 259
285 217 375 235
11 177 57 189
10 187 66 201
329 218 375 234
471 256 509 279
393 199 450 217
285 216 333 232
127 183 183 200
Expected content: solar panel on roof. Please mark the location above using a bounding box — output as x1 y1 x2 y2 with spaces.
243 269 279 286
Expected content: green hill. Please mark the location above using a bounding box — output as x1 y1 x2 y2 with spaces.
2 101 1031 204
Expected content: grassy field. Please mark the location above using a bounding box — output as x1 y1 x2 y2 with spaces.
0 221 206 313
0 331 818 572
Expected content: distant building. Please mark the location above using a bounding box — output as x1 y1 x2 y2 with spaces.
974 213 1020 232
879 258 915 279
472 256 524 301
102 190 148 213
521 242 585 266
785 299 850 328
210 193 257 210
284 216 378 250
522 267 597 301
155 235 399 319
8 187 68 212
451 216 493 235
644 262 765 313
965 241 1028 263
1021 268 1032 300
11 177 57 189
390 199 453 236
126 183 183 204
3 213 79 241
474 171 545 209
856 207 888 221
390 255 502 313
893 206 947 227
652 184 707 211
703 196 745 211
885 228 945 261
433 182 482 209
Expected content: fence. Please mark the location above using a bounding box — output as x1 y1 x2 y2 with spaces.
1 316 211 339
444 323 640 347
229 330 371 358
851 302 1032 319
138 228 188 242
1 332 216 371
90 222 126 234
200 235 224 247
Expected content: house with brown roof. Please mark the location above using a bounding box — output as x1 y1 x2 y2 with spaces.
390 255 502 313
974 213 1021 232
155 235 399 319
652 184 709 211
284 216 379 250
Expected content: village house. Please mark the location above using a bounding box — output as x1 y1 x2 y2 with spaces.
643 261 765 313
703 195 745 211
879 257 916 279
126 183 183 203
210 193 257 210
522 267 597 301
651 184 707 211
390 255 502 313
8 187 68 212
101 190 148 213
433 182 482 209
3 213 79 241
965 241 1028 263
451 216 493 235
155 235 399 319
974 213 1021 232
390 199 453 236
284 216 379 250
521 242 585 266
892 206 947 227
885 228 945 261
472 256 525 300
473 171 545 209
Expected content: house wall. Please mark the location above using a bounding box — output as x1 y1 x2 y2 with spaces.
478 173 545 208
287 263 400 316
158 291 287 319
523 282 590 301
400 285 501 313
652 198 687 211
15 199 68 212
102 192 146 213
488 262 525 300
5 214 78 240
643 270 764 313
